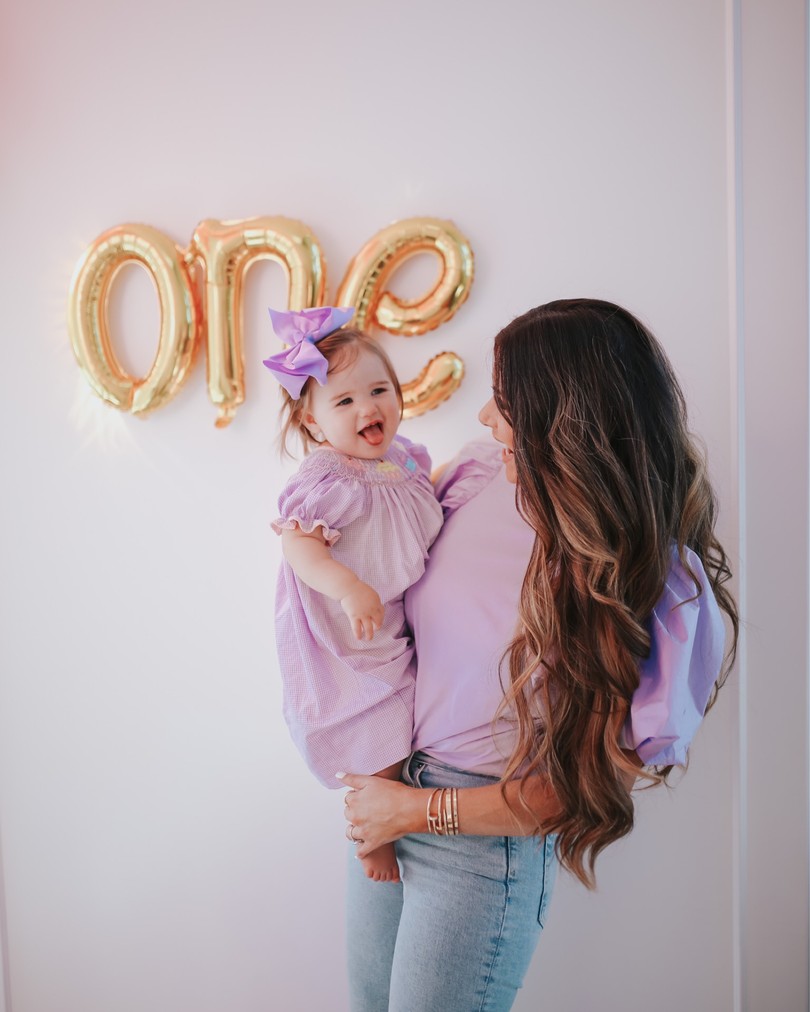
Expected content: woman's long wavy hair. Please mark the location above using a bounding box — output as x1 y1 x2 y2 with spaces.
493 299 738 887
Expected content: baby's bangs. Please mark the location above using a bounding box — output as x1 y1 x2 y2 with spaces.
316 328 365 374
324 341 361 375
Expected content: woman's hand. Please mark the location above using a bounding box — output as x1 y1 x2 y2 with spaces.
340 583 384 640
338 772 425 858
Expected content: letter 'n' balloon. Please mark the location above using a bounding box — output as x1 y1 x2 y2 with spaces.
190 217 326 428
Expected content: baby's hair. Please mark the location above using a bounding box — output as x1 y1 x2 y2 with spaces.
278 327 404 456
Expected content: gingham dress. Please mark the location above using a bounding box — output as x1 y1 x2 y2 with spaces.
272 436 443 788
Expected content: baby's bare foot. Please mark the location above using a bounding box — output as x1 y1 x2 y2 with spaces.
360 842 400 883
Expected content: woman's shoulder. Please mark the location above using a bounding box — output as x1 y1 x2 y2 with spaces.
434 439 505 517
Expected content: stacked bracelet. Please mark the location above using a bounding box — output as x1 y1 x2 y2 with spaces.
425 787 459 836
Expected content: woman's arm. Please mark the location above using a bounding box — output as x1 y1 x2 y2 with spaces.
338 752 642 858
338 773 560 858
430 462 450 485
281 526 383 640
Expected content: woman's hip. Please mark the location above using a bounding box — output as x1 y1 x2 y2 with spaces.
399 750 557 926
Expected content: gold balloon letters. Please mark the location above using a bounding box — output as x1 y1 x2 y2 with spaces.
68 225 201 416
68 217 474 427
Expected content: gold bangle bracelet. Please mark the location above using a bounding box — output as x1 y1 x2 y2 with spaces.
426 786 460 836
425 788 441 834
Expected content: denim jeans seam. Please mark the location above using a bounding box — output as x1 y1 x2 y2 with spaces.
537 835 557 927
471 838 511 1012
535 836 548 926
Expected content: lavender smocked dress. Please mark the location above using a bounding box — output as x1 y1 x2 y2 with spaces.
272 436 443 788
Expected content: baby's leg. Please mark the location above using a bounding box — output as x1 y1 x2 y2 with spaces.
359 762 403 884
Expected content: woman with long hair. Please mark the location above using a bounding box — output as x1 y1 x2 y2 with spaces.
340 299 738 1011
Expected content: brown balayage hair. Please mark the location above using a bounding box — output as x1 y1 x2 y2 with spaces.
493 299 738 887
278 327 404 456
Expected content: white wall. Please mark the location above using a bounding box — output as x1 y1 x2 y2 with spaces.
0 1 806 1010
736 2 809 1009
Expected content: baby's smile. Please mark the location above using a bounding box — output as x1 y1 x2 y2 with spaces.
359 422 384 446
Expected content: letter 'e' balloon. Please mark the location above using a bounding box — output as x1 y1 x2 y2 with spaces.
336 218 473 417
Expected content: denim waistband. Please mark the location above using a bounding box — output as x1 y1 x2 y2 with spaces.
403 750 503 789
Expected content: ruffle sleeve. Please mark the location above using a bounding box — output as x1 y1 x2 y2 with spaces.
435 439 505 519
271 458 367 546
623 545 727 766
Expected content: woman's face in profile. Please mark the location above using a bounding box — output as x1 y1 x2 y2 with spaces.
478 397 516 483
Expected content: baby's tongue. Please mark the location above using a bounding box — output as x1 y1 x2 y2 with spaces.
361 423 384 446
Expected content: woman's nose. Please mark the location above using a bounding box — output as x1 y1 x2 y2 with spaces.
478 397 495 427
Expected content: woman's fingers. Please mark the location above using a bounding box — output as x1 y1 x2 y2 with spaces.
337 773 404 854
335 772 371 789
337 772 409 852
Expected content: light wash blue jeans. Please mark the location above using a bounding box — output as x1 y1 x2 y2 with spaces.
346 752 558 1011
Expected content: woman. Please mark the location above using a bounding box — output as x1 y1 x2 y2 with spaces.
340 299 738 1011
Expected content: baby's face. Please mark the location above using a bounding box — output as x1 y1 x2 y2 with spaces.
303 348 400 459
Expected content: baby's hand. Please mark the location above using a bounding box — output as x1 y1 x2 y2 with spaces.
340 582 384 641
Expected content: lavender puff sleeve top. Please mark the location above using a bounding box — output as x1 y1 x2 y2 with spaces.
405 440 727 775
272 436 443 788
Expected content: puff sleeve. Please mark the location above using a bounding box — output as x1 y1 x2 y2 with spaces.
623 546 727 766
271 458 367 546
436 439 504 519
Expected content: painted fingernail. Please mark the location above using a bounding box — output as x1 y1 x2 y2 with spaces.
335 772 346 779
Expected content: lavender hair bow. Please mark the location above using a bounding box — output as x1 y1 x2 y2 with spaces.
261 306 355 399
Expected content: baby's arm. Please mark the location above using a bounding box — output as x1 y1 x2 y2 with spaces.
281 526 384 640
